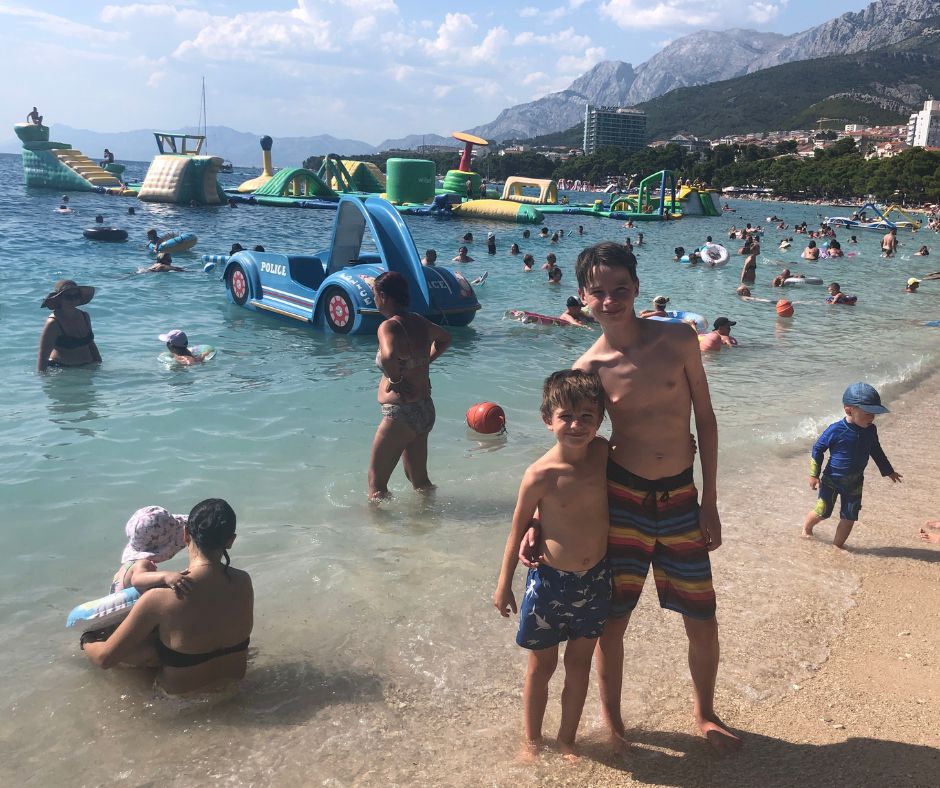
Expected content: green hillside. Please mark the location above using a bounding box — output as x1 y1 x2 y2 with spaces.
638 33 940 139
524 30 940 145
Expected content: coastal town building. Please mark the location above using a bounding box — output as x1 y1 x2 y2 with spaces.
907 100 940 148
582 105 647 155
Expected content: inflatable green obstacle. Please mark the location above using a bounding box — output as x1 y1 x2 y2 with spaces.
15 123 129 193
248 167 337 206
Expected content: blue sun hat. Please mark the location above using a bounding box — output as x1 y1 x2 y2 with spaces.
842 382 889 414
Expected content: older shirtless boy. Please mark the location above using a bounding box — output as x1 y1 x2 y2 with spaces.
523 242 740 754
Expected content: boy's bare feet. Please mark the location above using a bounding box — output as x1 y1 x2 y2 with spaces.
518 739 542 763
801 525 814 538
695 713 742 756
924 520 940 530
558 739 581 762
919 529 940 545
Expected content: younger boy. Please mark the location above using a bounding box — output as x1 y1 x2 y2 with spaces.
802 382 902 548
493 370 610 759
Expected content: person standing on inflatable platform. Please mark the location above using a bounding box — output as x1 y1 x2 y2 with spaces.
519 242 741 755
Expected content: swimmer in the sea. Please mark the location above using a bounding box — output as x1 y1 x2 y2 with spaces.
144 253 185 273
160 330 209 365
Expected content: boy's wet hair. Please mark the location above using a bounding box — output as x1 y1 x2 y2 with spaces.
575 242 638 289
540 370 605 423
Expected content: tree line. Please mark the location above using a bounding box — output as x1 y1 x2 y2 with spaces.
303 140 940 203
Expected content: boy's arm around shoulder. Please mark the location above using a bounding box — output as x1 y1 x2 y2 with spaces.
494 464 549 617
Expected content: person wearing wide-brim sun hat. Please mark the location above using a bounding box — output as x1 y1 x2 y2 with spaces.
37 279 101 372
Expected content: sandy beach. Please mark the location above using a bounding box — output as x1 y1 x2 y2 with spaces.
479 367 940 787
346 370 940 788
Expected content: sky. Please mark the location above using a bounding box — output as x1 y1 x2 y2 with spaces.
1 0 872 144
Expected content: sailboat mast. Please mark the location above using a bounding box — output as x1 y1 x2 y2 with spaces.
201 76 208 154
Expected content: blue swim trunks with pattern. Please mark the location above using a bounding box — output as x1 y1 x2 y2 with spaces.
516 558 611 650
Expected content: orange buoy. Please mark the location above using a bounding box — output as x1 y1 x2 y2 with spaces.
776 299 794 317
467 402 506 434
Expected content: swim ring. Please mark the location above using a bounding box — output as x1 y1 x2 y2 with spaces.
827 295 858 305
784 276 823 286
150 232 198 254
159 344 217 365
66 587 140 633
506 310 567 326
648 310 707 333
700 243 730 266
83 227 128 242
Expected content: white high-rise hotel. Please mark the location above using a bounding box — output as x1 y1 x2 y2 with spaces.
906 100 940 147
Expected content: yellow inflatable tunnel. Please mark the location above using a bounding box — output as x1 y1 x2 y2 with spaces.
501 176 557 205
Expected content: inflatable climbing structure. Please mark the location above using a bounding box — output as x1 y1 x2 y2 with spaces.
14 124 131 194
137 132 227 205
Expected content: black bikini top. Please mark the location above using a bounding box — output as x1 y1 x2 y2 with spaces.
156 637 250 668
51 313 94 350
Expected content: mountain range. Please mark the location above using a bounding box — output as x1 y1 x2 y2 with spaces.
1 0 935 161
0 125 461 166
469 0 938 141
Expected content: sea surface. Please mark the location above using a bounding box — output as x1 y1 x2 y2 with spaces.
0 151 937 784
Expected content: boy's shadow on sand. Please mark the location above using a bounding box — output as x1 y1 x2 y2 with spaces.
850 545 940 563
579 728 939 787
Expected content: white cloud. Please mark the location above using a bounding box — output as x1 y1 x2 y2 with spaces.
600 0 791 30
556 46 606 75
600 0 717 29
514 27 592 52
518 7 539 18
747 3 782 24
0 3 123 42
388 63 415 81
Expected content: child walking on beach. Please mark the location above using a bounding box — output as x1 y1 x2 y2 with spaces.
493 370 611 760
802 383 902 548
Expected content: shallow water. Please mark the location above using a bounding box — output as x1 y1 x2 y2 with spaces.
0 151 937 784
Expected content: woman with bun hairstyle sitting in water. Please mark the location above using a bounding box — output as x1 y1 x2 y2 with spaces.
37 280 102 372
83 498 253 695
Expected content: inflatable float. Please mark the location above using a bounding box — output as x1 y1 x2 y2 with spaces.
700 243 730 266
159 344 216 365
827 295 858 305
83 227 128 242
648 310 707 333
784 276 823 286
506 310 567 326
150 232 198 254
67 587 140 633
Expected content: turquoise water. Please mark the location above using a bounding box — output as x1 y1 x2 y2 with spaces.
1 151 937 782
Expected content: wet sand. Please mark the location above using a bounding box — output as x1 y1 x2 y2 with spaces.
379 366 940 786
5 370 939 787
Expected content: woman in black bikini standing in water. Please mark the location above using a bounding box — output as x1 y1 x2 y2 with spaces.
37 280 102 372
83 498 253 695
368 271 452 501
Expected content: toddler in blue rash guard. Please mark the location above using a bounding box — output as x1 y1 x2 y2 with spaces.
802 383 902 548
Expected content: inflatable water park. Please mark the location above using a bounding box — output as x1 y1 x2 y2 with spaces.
825 202 921 231
17 116 723 225
15 123 131 194
15 123 227 205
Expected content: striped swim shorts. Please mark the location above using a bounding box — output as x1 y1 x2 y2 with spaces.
607 459 716 620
